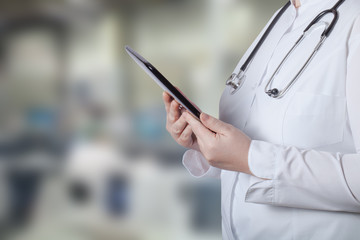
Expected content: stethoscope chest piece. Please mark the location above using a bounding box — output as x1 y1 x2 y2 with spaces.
266 88 280 98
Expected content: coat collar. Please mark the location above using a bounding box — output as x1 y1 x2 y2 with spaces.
290 0 339 8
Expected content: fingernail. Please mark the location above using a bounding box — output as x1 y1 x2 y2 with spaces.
201 113 209 121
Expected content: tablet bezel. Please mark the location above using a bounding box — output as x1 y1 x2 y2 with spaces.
125 45 201 120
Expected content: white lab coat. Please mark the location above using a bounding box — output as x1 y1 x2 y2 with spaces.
182 0 360 239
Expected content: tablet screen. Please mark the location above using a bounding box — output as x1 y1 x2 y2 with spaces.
125 46 201 120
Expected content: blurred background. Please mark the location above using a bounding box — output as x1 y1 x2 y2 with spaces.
0 0 284 239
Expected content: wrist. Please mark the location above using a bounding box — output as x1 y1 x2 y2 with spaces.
242 139 252 175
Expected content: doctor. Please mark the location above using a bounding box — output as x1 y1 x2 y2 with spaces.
163 0 360 239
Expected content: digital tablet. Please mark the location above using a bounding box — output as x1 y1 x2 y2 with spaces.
125 45 201 120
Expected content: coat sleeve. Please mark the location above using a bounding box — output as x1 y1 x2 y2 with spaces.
244 16 360 213
182 150 221 179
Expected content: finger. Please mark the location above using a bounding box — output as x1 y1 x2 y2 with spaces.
175 87 201 112
168 100 181 123
183 111 214 141
171 114 188 136
162 92 172 113
178 124 194 145
180 106 186 114
200 113 230 134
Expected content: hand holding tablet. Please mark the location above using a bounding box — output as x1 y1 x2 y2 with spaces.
125 46 201 120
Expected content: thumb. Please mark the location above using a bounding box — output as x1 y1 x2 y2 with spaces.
200 113 229 134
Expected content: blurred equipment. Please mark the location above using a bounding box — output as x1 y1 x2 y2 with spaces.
0 10 69 238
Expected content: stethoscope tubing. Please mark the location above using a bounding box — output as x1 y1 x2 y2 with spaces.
239 1 292 73
227 0 346 98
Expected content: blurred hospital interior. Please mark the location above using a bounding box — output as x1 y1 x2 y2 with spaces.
0 0 283 239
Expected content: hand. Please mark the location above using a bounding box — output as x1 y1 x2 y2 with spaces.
163 92 200 151
183 111 252 174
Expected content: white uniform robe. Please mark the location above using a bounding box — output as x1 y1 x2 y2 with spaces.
182 0 360 239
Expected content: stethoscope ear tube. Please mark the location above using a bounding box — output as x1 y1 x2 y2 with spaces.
264 33 327 99
304 9 338 37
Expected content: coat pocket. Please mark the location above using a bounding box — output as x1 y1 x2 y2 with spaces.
282 92 346 149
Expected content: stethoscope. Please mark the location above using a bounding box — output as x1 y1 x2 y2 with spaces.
226 0 345 98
